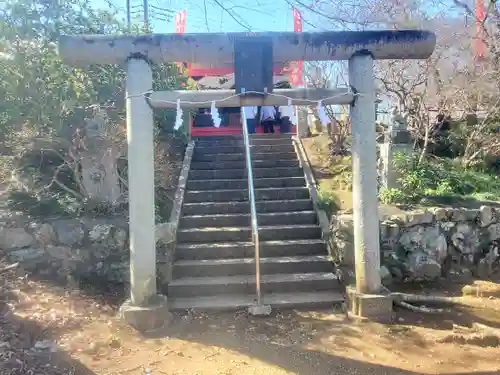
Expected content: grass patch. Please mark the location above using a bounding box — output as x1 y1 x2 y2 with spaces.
317 188 340 218
0 156 13 185
302 135 500 212
328 156 352 191
379 153 500 205
301 135 354 212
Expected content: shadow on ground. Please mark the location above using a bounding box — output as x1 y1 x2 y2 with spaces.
389 278 500 331
3 260 500 375
150 311 416 374
143 307 499 375
0 267 99 375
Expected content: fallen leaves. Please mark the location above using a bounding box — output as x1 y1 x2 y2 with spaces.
0 260 118 375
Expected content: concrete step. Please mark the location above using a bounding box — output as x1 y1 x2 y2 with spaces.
194 143 294 155
254 151 297 160
253 143 295 152
189 167 303 180
195 136 292 148
251 134 292 140
259 224 322 240
191 151 297 162
177 226 251 243
168 272 339 298
175 239 327 260
173 255 332 278
194 135 242 142
192 152 245 162
190 159 299 170
176 224 322 243
180 211 317 228
184 187 310 203
250 137 293 145
182 199 313 215
195 138 243 147
169 291 344 311
186 176 306 190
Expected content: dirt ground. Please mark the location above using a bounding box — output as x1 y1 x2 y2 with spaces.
2 263 500 375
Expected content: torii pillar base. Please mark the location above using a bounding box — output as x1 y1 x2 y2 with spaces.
120 295 172 332
346 285 394 323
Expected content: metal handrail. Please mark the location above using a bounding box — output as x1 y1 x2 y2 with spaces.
240 111 262 306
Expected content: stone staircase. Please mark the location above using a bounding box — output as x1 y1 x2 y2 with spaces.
168 135 343 310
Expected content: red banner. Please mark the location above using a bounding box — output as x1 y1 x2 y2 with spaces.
175 10 187 72
475 0 486 59
290 8 303 85
175 10 187 34
293 7 302 32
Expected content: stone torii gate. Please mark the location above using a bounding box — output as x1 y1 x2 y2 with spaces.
58 30 435 330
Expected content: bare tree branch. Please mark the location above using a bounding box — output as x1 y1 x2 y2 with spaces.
211 0 252 31
203 0 210 31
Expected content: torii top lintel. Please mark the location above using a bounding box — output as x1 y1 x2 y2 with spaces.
58 30 436 67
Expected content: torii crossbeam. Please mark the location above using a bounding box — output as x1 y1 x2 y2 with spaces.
59 30 435 65
58 30 435 329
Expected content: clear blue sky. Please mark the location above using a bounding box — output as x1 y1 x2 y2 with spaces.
98 0 300 33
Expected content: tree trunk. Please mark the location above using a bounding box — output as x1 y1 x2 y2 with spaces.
77 108 124 204
418 120 430 164
79 144 122 203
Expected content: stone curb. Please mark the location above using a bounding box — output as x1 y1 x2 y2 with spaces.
155 140 194 289
292 136 331 241
167 140 195 245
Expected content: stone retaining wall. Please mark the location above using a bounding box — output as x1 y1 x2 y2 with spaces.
0 141 190 289
0 211 175 285
329 206 500 283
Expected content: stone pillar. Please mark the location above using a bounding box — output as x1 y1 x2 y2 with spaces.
348 52 381 294
120 57 170 331
126 57 156 305
296 107 310 137
379 107 413 190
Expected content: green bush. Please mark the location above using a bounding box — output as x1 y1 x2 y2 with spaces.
317 189 340 218
0 156 13 185
379 188 412 205
379 152 500 204
6 190 67 217
328 156 353 191
0 0 188 221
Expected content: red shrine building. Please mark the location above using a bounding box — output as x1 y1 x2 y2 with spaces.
186 62 298 137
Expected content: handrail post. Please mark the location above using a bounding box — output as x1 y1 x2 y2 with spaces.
241 109 271 315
